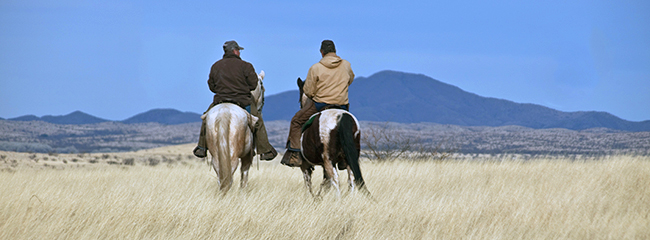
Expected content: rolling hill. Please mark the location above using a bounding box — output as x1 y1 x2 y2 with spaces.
8 111 109 125
121 109 201 124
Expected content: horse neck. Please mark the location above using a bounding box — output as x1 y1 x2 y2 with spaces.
251 79 263 102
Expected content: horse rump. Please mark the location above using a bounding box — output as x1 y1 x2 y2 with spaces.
337 112 368 192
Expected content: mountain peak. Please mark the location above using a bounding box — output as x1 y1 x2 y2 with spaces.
41 111 109 124
264 70 650 131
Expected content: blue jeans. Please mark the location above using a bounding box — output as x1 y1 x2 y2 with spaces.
314 102 349 111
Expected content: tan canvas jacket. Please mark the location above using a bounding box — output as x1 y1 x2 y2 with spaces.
303 52 355 105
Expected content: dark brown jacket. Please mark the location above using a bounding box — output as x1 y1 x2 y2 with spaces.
208 52 258 107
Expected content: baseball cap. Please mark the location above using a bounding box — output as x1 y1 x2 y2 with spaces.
223 40 244 51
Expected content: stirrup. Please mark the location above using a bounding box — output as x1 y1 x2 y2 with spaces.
193 146 207 158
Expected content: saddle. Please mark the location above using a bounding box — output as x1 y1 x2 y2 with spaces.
302 113 319 132
200 102 258 131
215 100 247 111
301 105 350 132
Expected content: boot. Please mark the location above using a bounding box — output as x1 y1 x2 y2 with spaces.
260 148 278 160
194 118 208 158
280 150 302 167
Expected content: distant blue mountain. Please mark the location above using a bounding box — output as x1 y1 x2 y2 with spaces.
263 89 301 121
4 70 649 131
7 109 201 125
9 115 41 121
263 70 650 131
121 108 201 124
9 111 109 124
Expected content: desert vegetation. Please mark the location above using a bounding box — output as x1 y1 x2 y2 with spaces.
361 122 456 161
1 144 649 239
2 120 649 156
2 117 649 238
359 122 650 156
0 120 200 153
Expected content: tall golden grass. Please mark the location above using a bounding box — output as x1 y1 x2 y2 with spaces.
1 155 649 239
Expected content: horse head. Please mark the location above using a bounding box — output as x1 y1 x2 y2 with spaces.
251 70 266 113
296 77 307 109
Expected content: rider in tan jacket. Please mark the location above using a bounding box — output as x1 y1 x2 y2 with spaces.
303 52 354 106
281 40 355 167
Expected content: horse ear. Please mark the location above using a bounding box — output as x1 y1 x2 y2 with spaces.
297 77 304 89
258 70 265 81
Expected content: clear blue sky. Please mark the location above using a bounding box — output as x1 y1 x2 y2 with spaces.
1 0 649 122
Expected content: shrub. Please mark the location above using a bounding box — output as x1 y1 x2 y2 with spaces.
361 122 456 161
123 158 135 166
147 157 160 166
361 122 411 161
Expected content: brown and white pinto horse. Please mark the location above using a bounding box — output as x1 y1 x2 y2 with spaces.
293 78 370 197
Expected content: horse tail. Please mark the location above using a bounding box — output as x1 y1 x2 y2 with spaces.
338 113 366 190
216 110 233 192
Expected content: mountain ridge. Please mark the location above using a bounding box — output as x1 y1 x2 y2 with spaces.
5 70 649 131
7 109 201 125
265 70 650 131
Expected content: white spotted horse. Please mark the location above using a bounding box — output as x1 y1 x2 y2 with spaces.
202 71 265 193
287 77 371 197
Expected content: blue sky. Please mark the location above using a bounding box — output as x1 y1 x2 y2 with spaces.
1 0 649 122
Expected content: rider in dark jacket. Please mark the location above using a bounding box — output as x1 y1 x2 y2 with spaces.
193 40 278 160
208 50 258 108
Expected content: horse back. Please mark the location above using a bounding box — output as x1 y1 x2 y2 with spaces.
205 104 249 127
204 103 253 158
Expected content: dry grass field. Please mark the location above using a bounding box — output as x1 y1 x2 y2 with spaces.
1 144 649 239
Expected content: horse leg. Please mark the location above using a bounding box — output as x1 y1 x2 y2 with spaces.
320 160 341 197
222 149 242 191
317 169 330 196
210 154 221 187
346 166 356 193
301 165 314 197
331 166 341 197
240 151 253 189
